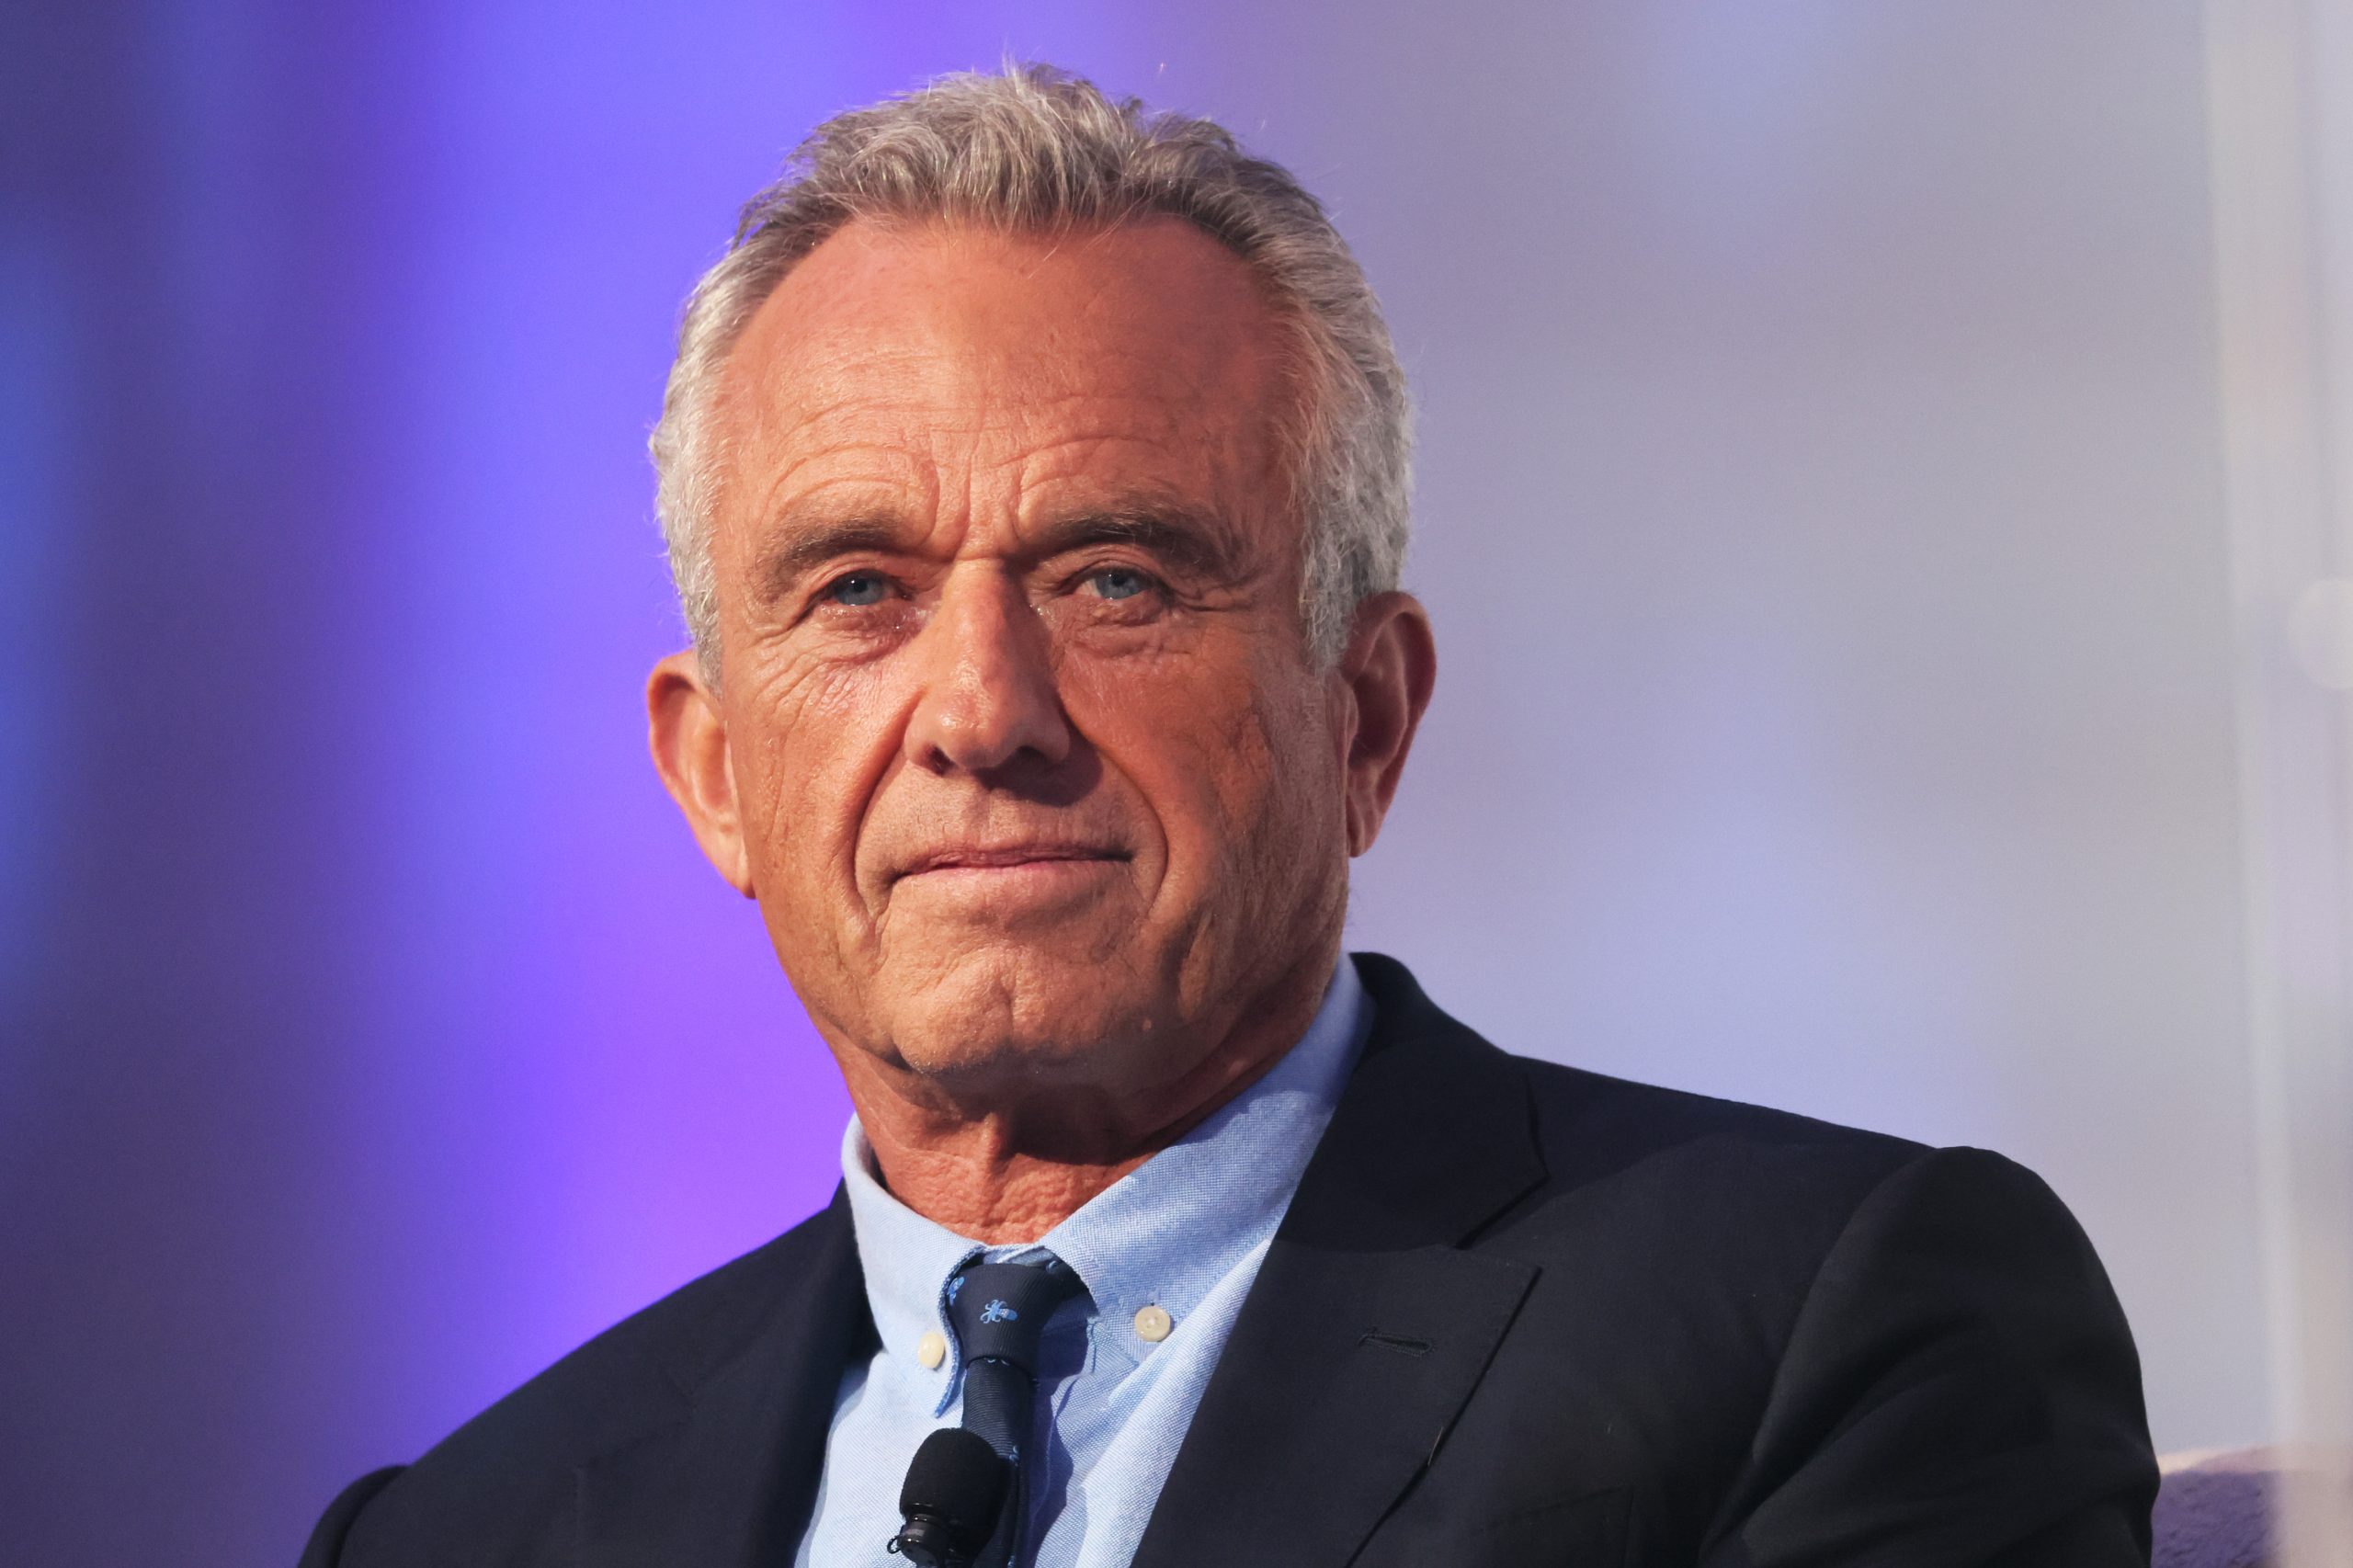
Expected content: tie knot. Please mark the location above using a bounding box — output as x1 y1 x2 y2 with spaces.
946 1256 1083 1374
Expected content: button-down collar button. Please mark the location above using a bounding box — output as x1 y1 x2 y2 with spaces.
917 1330 948 1369
1133 1304 1173 1343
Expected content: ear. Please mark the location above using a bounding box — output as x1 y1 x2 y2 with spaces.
1336 591 1438 857
647 650 756 897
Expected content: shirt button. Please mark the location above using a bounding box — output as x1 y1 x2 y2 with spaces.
1133 1305 1174 1343
917 1330 948 1369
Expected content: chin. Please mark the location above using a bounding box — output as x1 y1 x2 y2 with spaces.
879 944 1171 1086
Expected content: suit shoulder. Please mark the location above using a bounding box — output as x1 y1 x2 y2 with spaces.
1356 953 1921 1188
427 1199 844 1466
335 1199 849 1565
1350 953 1935 1245
1495 1051 1941 1255
1490 1051 2116 1335
1512 1051 1924 1169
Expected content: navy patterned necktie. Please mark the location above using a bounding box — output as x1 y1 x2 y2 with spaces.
945 1256 1085 1568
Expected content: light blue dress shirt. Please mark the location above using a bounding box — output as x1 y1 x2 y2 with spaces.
792 959 1371 1568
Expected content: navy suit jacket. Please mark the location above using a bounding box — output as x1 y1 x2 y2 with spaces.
302 954 2156 1566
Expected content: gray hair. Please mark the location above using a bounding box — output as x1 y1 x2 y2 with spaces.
649 63 1412 676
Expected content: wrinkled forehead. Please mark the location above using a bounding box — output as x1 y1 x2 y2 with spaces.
706 217 1301 548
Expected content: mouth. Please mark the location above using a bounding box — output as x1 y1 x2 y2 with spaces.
896 844 1131 881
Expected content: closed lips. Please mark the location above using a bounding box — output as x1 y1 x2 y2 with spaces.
898 846 1129 876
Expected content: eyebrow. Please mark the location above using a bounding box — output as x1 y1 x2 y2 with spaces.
754 515 912 603
1021 507 1245 582
751 501 1247 603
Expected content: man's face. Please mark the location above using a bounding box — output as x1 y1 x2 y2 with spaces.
662 218 1379 1101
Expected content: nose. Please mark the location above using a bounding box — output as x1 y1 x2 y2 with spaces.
902 566 1073 778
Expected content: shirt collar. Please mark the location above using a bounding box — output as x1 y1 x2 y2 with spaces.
840 957 1371 1376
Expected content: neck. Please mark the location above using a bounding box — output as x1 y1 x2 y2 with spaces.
838 947 1341 1243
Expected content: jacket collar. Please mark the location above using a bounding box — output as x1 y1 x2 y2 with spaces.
575 1184 869 1568
1282 953 1547 1250
1130 952 1549 1568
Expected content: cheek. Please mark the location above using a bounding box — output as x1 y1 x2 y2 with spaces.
729 650 904 894
1068 647 1337 892
1244 676 1347 847
1224 651 1350 876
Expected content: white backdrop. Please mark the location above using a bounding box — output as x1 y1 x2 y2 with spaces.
1251 3 2273 1454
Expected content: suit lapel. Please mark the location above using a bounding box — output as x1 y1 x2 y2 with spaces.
577 1187 870 1568
1131 955 1547 1568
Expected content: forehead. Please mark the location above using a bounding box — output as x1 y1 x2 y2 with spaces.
710 217 1293 531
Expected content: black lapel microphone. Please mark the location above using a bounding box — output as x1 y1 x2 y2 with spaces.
887 1427 1007 1567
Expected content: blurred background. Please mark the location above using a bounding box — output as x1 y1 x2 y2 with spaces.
6 1 2349 1562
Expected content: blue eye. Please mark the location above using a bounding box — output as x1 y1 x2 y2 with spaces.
1088 567 1150 601
825 572 890 607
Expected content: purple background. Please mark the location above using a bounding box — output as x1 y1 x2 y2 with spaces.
3 3 2266 1562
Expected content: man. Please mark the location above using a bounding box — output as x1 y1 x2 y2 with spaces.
302 65 2156 1567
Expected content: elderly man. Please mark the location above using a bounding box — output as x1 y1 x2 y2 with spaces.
302 66 2156 1568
